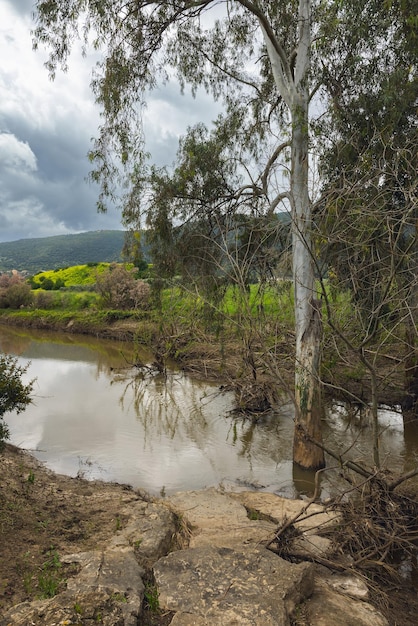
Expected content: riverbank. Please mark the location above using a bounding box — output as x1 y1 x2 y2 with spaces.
0 308 406 409
1 443 417 626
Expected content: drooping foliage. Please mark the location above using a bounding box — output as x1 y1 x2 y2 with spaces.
33 1 317 219
143 122 291 300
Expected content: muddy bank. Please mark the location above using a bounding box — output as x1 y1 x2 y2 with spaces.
0 311 146 343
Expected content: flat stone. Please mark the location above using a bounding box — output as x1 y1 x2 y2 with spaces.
0 590 136 626
109 500 177 565
154 544 314 625
292 534 333 559
230 491 340 534
64 547 144 595
168 488 276 548
305 587 389 626
317 571 370 600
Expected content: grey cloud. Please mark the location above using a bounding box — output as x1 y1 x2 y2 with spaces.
0 5 221 243
4 0 33 17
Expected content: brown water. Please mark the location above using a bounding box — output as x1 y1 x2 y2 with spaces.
1 325 417 498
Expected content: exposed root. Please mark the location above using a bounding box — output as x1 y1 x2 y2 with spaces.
328 479 418 581
267 470 418 623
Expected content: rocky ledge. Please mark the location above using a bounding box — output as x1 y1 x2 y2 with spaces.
1 487 388 626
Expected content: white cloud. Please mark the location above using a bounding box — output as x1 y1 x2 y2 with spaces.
0 199 75 240
0 132 37 172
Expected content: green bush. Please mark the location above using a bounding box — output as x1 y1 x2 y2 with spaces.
0 354 34 449
32 289 99 311
30 264 109 289
33 290 56 309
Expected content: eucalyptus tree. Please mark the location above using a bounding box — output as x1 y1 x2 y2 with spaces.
38 0 417 469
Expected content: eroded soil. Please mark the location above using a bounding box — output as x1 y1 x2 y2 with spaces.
0 444 154 616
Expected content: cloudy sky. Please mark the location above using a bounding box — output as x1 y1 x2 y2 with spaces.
0 0 221 243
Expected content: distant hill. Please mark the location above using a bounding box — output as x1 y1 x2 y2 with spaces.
0 231 128 275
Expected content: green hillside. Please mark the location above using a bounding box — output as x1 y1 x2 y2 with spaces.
0 231 127 275
30 263 113 288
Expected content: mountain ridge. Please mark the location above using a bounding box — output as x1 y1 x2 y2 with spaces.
0 230 127 275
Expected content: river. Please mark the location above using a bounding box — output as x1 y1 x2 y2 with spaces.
1 325 417 498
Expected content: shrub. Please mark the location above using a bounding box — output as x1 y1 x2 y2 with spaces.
33 290 56 309
0 354 34 448
95 264 151 310
0 272 33 308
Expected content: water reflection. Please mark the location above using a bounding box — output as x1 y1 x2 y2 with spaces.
1 326 417 497
1 326 296 495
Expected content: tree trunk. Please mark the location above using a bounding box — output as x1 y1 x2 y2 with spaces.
291 97 325 470
402 240 418 423
260 0 324 469
402 305 418 422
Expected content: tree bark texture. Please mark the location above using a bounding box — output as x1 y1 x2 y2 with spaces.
261 0 325 469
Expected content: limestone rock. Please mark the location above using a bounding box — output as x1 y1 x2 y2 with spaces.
317 570 370 600
63 546 144 622
291 533 333 559
168 488 276 548
231 491 340 534
109 500 177 565
305 587 389 626
1 590 134 626
1 547 144 626
153 544 314 625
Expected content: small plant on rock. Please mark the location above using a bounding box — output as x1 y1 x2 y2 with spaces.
144 582 159 613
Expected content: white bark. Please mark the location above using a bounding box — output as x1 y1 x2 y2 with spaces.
260 0 325 469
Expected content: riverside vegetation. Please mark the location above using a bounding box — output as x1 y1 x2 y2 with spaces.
0 263 418 624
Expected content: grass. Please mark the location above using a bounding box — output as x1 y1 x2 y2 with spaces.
18 546 74 602
158 281 295 327
144 582 159 612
